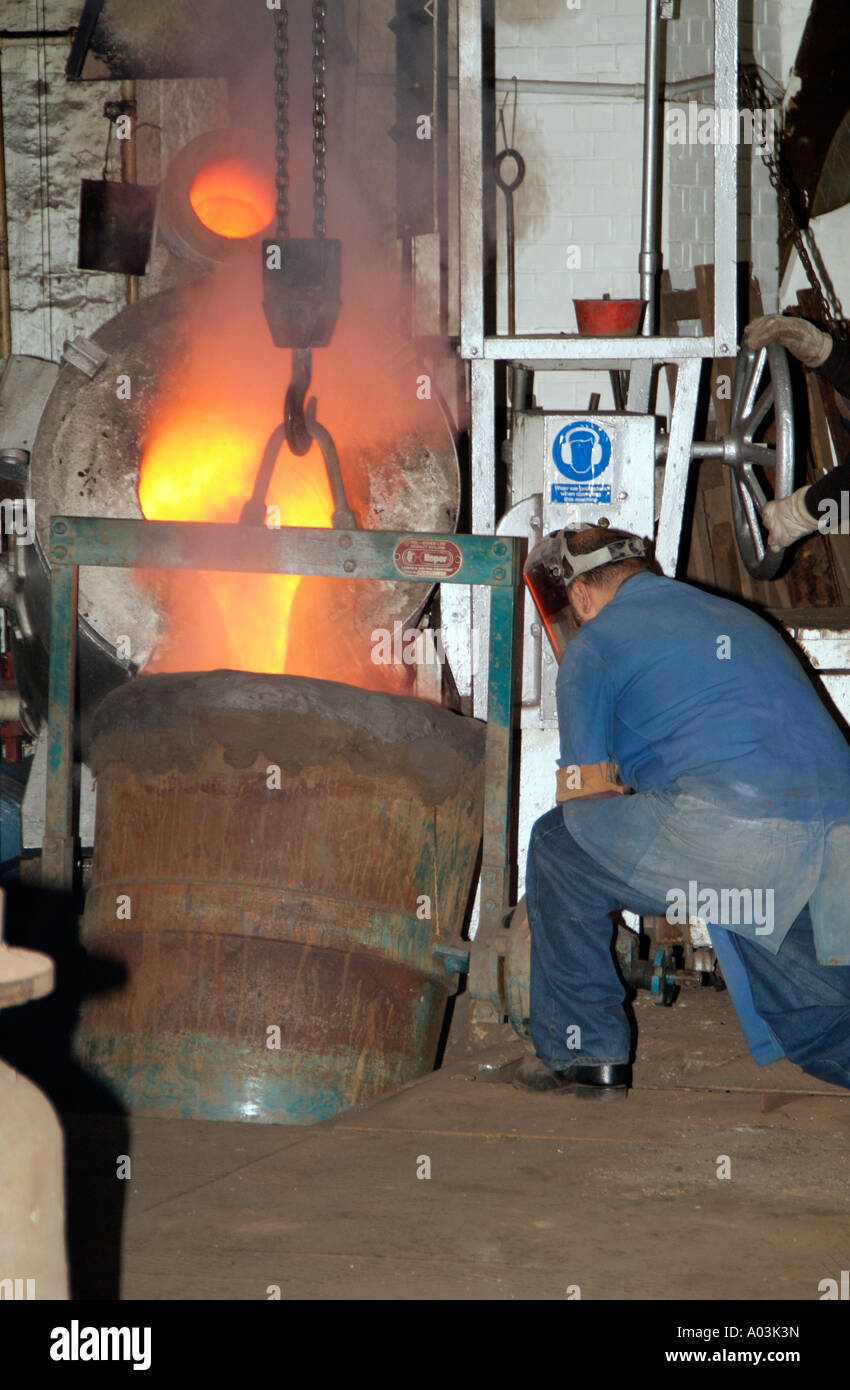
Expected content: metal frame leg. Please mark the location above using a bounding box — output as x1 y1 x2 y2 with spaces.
470 355 496 719
655 356 702 575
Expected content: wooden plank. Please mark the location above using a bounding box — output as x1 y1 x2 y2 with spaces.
694 264 732 437
703 475 752 598
658 270 680 408
800 369 848 607
684 479 717 587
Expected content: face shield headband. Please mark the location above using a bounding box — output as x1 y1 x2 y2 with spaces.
558 532 647 587
523 529 648 660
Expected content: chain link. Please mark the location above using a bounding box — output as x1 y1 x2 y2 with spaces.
273 5 290 240
312 0 328 239
741 66 848 338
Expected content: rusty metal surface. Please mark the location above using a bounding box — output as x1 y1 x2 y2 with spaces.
77 931 447 1123
78 673 485 1123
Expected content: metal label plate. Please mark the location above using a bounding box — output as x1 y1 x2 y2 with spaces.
393 538 463 580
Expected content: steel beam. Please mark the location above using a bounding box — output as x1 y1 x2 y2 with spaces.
457 0 484 359
483 335 715 361
470 357 497 719
49 517 515 586
639 0 664 334
713 0 738 356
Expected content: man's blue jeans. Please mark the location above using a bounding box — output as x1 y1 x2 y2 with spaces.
526 807 850 1088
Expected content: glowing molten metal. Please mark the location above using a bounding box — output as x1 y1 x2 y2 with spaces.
136 250 423 693
138 407 334 675
189 158 274 240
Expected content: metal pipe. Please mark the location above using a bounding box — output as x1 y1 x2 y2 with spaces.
457 0 484 359
713 0 738 357
639 0 664 335
120 79 139 305
494 75 713 100
359 72 716 101
0 60 11 357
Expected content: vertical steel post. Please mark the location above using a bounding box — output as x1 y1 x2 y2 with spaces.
42 561 78 890
639 0 664 335
713 0 738 356
478 572 518 943
457 0 484 359
470 356 496 719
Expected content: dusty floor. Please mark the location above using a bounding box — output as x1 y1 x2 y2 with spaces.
61 982 850 1301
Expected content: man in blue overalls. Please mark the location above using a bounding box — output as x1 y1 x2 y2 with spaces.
515 525 850 1098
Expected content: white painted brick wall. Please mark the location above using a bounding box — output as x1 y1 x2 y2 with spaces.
662 0 780 309
495 0 783 406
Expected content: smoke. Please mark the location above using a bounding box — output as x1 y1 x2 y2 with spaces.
134 3 452 694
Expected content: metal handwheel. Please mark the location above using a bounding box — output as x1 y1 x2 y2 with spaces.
725 342 796 580
655 341 796 581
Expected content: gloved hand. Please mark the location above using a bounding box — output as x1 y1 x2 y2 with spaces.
743 313 833 369
762 485 818 551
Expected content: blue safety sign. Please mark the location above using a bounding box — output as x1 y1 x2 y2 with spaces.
550 419 612 505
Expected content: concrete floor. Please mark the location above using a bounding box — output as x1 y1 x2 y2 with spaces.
62 983 850 1301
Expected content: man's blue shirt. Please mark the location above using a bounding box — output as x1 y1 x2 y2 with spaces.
556 570 850 817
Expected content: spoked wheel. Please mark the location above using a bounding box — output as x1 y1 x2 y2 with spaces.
726 342 795 580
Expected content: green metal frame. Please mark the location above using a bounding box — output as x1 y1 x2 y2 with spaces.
44 516 520 946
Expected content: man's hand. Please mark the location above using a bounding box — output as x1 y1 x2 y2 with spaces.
762 485 818 551
743 313 833 369
557 762 627 803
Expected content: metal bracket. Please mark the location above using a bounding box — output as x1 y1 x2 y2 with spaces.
60 336 108 379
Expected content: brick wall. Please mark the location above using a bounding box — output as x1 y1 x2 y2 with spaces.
494 0 784 406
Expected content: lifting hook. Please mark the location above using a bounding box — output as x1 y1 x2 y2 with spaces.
284 348 314 457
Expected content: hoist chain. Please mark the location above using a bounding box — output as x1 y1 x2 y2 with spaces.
273 4 290 240
312 1 328 239
741 66 848 339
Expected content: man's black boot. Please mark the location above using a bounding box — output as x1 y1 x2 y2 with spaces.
512 1056 631 1099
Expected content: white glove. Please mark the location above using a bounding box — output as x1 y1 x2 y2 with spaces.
762 485 817 551
743 314 833 369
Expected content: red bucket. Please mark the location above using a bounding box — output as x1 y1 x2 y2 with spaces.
573 298 646 336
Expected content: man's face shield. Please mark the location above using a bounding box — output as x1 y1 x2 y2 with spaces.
523 532 577 662
523 529 648 660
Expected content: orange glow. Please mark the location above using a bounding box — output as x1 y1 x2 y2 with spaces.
189 158 274 239
135 256 421 692
139 407 334 674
